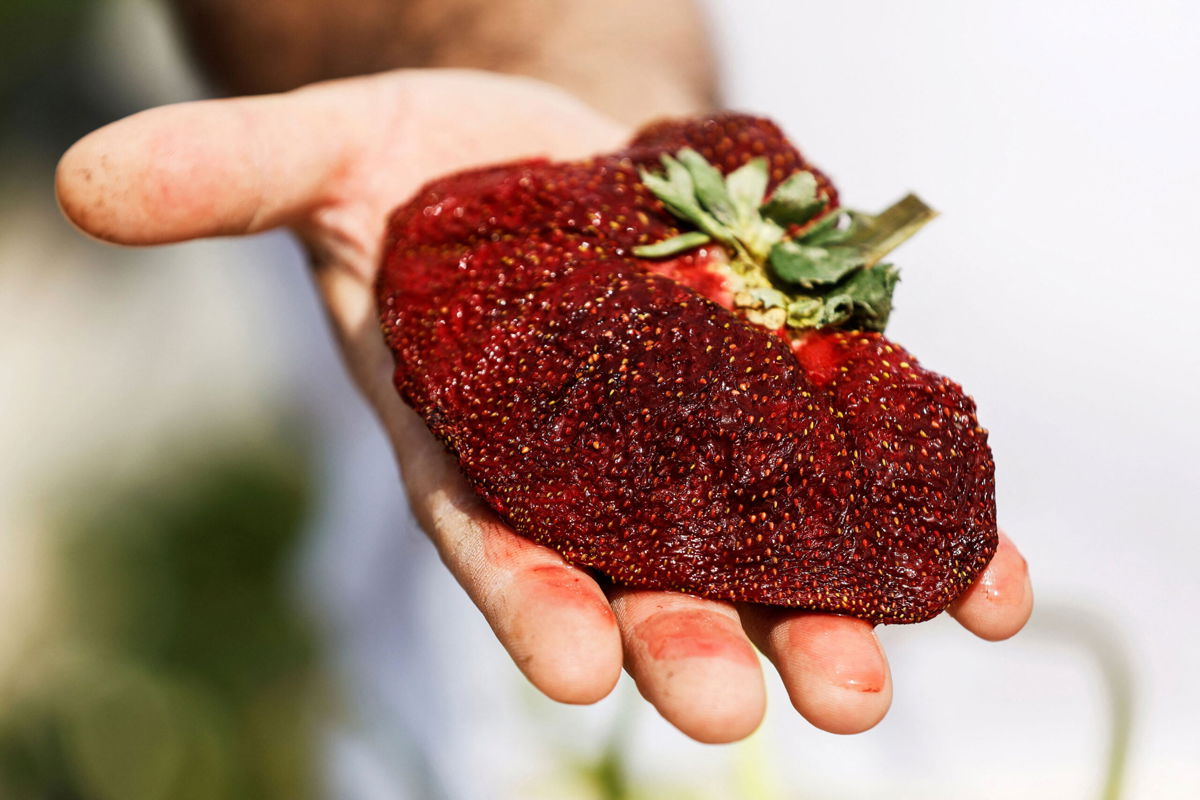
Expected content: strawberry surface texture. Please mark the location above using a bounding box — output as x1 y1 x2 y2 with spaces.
377 113 997 624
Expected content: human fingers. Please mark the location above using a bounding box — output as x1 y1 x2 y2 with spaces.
607 588 765 744
948 530 1034 641
740 608 892 735
388 405 623 705
54 76 380 245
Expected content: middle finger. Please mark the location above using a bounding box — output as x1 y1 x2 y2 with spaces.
608 588 766 744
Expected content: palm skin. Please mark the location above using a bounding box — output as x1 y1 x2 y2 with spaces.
56 69 1033 744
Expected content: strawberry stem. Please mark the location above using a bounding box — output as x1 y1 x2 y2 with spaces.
842 194 937 268
635 149 936 334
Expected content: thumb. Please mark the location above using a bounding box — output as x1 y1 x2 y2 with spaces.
55 77 373 245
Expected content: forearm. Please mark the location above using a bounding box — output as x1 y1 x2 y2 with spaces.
167 0 717 124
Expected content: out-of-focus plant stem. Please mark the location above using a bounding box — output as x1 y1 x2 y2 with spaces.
1027 603 1134 800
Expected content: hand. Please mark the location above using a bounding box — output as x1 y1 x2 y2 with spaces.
56 69 1034 743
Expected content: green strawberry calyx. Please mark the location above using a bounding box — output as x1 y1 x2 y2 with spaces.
632 148 936 333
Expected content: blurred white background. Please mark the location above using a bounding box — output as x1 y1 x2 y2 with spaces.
1 1 1197 798
706 1 1200 796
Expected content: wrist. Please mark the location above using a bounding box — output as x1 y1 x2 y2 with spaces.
169 0 717 125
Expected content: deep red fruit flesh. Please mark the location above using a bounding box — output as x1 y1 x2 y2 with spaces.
377 114 996 624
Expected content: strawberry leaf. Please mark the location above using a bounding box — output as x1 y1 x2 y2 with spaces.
638 166 691 216
725 157 769 228
632 231 712 258
761 171 824 227
641 157 736 246
821 264 900 331
799 210 852 246
636 148 928 336
642 157 703 221
660 153 694 196
769 240 864 288
677 148 737 226
786 296 825 328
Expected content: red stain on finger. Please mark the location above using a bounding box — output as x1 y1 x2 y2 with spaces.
635 609 758 666
782 615 886 693
479 520 617 627
519 564 617 628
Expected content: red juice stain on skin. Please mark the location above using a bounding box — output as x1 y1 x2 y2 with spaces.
842 675 884 693
518 564 617 628
784 615 886 693
483 521 618 628
634 609 758 666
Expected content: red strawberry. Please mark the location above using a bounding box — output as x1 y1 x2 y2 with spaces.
376 113 996 624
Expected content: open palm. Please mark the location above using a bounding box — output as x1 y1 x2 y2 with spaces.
57 69 1032 743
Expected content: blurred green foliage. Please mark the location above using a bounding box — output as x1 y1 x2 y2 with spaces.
0 0 93 86
0 0 121 160
0 442 326 800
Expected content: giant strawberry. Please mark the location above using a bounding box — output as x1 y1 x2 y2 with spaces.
377 114 996 624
